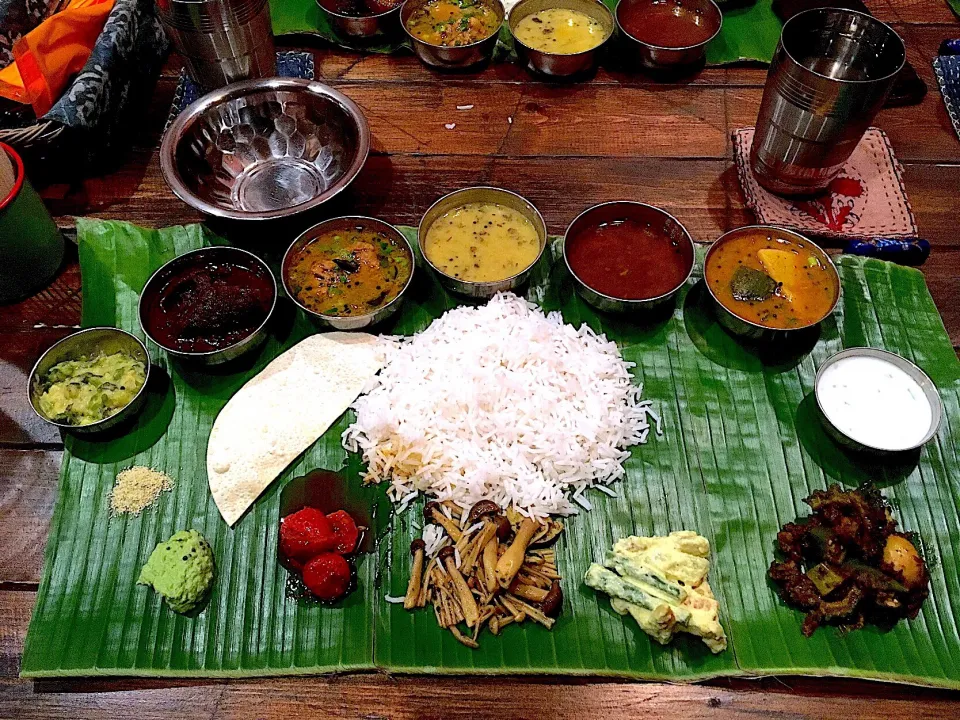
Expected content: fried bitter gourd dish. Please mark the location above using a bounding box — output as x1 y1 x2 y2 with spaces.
769 484 929 636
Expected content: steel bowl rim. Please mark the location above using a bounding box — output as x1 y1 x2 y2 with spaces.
508 0 615 58
417 186 548 291
138 245 278 359
703 224 841 333
562 200 696 305
315 0 402 20
159 77 371 221
614 0 722 52
814 346 943 452
401 0 506 50
27 326 152 431
779 7 906 86
281 215 417 324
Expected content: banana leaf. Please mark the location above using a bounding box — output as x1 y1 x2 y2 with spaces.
269 0 781 65
22 219 960 687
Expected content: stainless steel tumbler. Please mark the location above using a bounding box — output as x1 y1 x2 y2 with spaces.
749 8 905 196
156 0 276 92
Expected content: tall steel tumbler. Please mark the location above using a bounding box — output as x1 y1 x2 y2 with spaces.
156 0 276 92
749 8 905 196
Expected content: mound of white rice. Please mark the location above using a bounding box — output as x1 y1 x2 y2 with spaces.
342 293 660 517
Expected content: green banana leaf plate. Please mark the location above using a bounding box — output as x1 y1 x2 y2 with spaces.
269 0 782 66
21 219 960 686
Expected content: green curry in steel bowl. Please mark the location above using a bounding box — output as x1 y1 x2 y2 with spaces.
282 216 415 330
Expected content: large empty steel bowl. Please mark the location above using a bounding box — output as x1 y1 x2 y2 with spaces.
161 78 371 221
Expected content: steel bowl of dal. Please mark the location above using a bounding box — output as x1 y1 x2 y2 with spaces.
418 186 548 299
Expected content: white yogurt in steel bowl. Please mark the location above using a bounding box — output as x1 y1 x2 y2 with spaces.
815 348 942 453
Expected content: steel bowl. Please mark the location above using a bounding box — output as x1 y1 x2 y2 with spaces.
401 0 505 70
282 216 416 330
563 201 695 313
703 226 841 341
815 347 943 454
509 0 614 77
419 186 547 299
316 0 403 41
27 327 151 435
139 246 278 365
160 78 370 221
615 0 722 70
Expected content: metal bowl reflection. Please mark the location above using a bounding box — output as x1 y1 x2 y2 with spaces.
160 78 370 221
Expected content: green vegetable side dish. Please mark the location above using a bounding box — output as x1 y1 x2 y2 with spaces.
37 351 146 426
286 227 413 317
404 0 501 48
584 531 727 653
730 266 779 302
138 530 216 615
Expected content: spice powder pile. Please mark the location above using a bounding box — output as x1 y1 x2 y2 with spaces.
110 466 173 516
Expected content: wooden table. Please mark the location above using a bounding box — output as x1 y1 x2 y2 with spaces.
3 1 960 716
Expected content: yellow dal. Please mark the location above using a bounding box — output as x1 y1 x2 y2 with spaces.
514 8 608 54
424 202 541 282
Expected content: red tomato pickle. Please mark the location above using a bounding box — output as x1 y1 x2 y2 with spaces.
279 507 336 561
303 553 353 601
326 509 360 555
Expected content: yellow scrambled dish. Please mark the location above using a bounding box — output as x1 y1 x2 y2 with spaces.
37 351 146 426
584 530 727 653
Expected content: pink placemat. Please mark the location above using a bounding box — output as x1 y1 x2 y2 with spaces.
732 127 918 241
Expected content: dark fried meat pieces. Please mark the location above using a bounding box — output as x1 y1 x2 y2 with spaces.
769 484 929 637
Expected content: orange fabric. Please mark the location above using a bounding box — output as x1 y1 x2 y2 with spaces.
0 0 115 116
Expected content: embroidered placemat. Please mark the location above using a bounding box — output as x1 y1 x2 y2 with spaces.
732 127 917 241
165 51 316 131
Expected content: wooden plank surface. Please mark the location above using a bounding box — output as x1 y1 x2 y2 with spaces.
2 0 960 715
1 589 959 719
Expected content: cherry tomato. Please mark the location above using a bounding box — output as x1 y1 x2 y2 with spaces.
302 553 352 601
279 507 336 561
326 510 360 555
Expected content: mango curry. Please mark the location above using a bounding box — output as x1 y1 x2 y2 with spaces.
705 229 839 330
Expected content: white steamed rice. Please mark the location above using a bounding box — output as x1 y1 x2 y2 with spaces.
342 293 661 518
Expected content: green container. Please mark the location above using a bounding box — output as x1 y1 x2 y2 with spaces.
0 142 64 305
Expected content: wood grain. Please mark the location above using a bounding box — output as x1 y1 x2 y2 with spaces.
0 451 59 586
0 329 75 447
2 672 960 719
887 0 958 25
2 0 960 714
1 584 959 718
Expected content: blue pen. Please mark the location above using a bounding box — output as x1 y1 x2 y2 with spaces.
842 238 931 266
939 39 960 56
